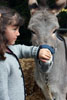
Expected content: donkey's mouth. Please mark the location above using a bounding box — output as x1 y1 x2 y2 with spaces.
38 54 54 73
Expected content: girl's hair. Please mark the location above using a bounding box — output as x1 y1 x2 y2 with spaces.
0 6 24 60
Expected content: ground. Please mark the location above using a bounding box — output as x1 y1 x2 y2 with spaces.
20 58 45 100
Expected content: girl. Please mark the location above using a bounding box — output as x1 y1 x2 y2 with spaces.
0 6 51 100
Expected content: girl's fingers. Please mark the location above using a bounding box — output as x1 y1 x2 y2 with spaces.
40 52 51 59
40 56 50 60
39 58 46 62
39 48 52 61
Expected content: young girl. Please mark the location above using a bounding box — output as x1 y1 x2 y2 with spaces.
0 6 52 100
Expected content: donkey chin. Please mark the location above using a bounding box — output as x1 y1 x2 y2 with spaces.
38 54 53 74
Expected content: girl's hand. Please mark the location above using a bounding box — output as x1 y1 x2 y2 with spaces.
38 48 52 63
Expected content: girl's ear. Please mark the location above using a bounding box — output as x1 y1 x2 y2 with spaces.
28 0 39 15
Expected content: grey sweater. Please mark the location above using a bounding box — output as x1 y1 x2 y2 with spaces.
0 44 38 100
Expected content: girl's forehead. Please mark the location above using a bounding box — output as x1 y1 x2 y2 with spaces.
8 14 23 26
8 18 20 26
11 20 18 26
6 24 19 30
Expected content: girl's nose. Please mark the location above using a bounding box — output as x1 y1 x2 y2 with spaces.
16 30 20 36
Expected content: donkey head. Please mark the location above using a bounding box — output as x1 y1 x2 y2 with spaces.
28 0 66 48
28 10 59 49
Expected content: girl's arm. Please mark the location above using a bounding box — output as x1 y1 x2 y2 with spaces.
8 44 39 59
8 44 51 62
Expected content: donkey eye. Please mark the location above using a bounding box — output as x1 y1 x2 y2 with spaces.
31 30 35 34
53 29 57 34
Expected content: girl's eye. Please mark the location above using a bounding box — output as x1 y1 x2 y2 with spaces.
12 26 19 31
13 28 17 30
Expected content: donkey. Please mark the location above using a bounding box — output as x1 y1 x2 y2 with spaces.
28 1 67 100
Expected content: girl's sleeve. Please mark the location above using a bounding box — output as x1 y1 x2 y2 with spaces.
10 44 39 59
0 62 10 100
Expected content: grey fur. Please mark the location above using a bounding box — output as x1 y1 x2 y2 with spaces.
28 9 67 100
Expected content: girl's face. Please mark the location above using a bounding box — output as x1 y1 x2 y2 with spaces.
5 25 20 45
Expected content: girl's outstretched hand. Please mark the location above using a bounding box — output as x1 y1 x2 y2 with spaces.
38 48 52 63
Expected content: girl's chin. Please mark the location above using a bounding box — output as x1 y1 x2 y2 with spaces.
8 41 15 45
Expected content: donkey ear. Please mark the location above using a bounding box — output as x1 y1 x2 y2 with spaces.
52 0 66 15
39 0 66 7
50 0 66 15
56 0 66 7
39 0 66 15
28 0 39 15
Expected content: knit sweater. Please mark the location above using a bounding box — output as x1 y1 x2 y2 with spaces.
0 44 39 100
